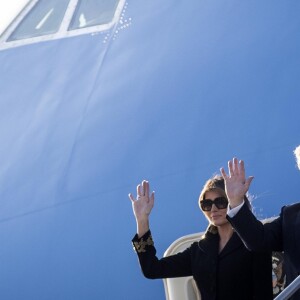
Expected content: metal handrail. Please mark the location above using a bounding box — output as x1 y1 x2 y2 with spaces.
274 275 300 300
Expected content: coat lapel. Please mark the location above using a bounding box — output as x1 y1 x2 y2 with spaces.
198 230 219 259
294 208 300 266
198 228 244 259
219 232 244 258
284 203 300 269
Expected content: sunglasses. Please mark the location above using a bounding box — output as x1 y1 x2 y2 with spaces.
200 197 228 211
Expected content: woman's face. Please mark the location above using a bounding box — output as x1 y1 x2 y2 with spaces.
201 190 229 227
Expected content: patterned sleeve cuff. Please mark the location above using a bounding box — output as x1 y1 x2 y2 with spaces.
132 230 154 253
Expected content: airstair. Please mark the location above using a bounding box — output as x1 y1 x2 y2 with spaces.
163 230 300 300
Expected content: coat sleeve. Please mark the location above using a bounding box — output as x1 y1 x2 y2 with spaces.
227 203 283 252
252 251 273 300
132 230 193 279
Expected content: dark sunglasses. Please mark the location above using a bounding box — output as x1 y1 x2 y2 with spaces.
200 197 228 211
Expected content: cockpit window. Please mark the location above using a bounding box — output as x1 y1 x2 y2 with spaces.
8 0 70 41
0 0 123 49
69 0 120 30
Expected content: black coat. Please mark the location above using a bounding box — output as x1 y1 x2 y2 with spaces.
132 228 273 300
227 202 300 300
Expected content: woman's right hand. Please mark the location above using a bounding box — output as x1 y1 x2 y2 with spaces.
129 180 155 237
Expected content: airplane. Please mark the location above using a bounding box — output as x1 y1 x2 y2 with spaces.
0 0 299 299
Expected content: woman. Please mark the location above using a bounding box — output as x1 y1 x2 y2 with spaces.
129 176 273 300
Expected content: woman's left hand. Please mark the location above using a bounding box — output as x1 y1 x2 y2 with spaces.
220 158 254 208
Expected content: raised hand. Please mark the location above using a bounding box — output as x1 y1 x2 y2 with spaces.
129 180 155 237
220 158 254 208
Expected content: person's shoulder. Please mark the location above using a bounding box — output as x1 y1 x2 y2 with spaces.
282 202 300 211
281 203 300 218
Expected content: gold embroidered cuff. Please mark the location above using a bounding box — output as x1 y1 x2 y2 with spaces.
133 235 154 253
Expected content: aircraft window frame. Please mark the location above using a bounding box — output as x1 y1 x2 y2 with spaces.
69 0 120 30
0 0 125 50
7 0 71 42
